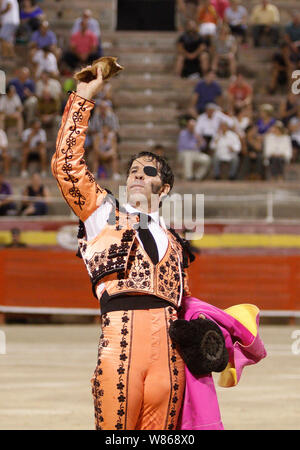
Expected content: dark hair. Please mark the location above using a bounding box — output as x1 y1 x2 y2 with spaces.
126 151 174 191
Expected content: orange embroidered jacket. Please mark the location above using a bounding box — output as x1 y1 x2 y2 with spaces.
52 92 192 309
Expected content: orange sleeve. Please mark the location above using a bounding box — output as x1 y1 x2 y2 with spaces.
51 91 107 221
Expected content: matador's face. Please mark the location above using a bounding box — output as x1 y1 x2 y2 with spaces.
126 156 170 213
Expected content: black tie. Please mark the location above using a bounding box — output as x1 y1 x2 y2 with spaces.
137 213 159 265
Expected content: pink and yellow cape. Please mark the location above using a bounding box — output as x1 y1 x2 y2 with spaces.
178 296 267 430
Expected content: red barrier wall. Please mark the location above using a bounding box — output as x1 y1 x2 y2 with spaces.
1 249 300 312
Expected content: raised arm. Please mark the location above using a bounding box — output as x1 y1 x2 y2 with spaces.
51 67 107 221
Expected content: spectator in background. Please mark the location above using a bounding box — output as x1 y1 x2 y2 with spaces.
197 0 218 40
71 8 102 57
63 17 99 70
9 67 37 126
19 172 49 216
224 0 248 44
5 228 27 248
0 119 10 175
29 20 61 61
0 172 15 215
279 92 300 127
36 70 62 104
20 0 44 32
93 124 120 180
0 0 20 58
250 0 280 47
211 0 230 21
211 23 238 77
269 43 289 94
210 120 241 180
32 46 59 79
177 118 211 181
36 85 61 131
175 20 210 78
21 119 47 177
227 70 253 114
288 105 300 162
264 121 292 180
284 12 300 79
190 70 222 116
0 84 24 136
89 100 120 135
243 124 264 180
256 104 276 135
195 102 234 152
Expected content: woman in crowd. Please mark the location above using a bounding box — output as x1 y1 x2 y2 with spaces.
264 121 292 181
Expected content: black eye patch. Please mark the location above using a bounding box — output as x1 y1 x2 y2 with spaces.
144 166 158 177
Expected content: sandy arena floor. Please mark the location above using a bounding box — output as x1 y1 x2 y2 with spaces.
0 324 299 430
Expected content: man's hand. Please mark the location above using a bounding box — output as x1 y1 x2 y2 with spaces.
76 66 103 101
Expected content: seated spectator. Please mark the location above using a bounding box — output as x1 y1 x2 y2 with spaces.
32 46 59 79
0 116 10 175
195 103 234 152
256 104 276 135
19 172 49 216
71 8 102 57
21 119 47 177
177 118 211 180
284 12 300 79
210 121 241 180
224 0 248 44
197 0 218 39
264 121 292 180
175 20 210 78
227 70 253 114
36 86 61 131
212 23 237 77
279 92 300 127
5 228 27 248
190 70 222 116
89 100 120 136
0 172 16 215
9 67 37 126
29 20 61 61
250 0 280 47
211 0 230 20
232 105 252 139
36 70 62 104
288 105 300 162
0 84 24 136
269 43 289 94
63 17 99 70
243 124 264 180
0 0 20 58
20 0 44 32
93 125 120 180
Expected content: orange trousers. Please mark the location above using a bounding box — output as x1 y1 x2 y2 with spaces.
91 306 185 430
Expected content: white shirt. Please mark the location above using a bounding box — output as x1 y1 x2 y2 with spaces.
84 201 168 262
0 93 22 115
211 130 241 161
36 78 62 100
0 129 8 153
264 133 292 162
195 110 234 138
225 6 247 26
22 128 47 149
33 50 58 77
1 0 20 25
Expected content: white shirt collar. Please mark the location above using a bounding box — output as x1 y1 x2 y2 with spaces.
124 203 160 224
